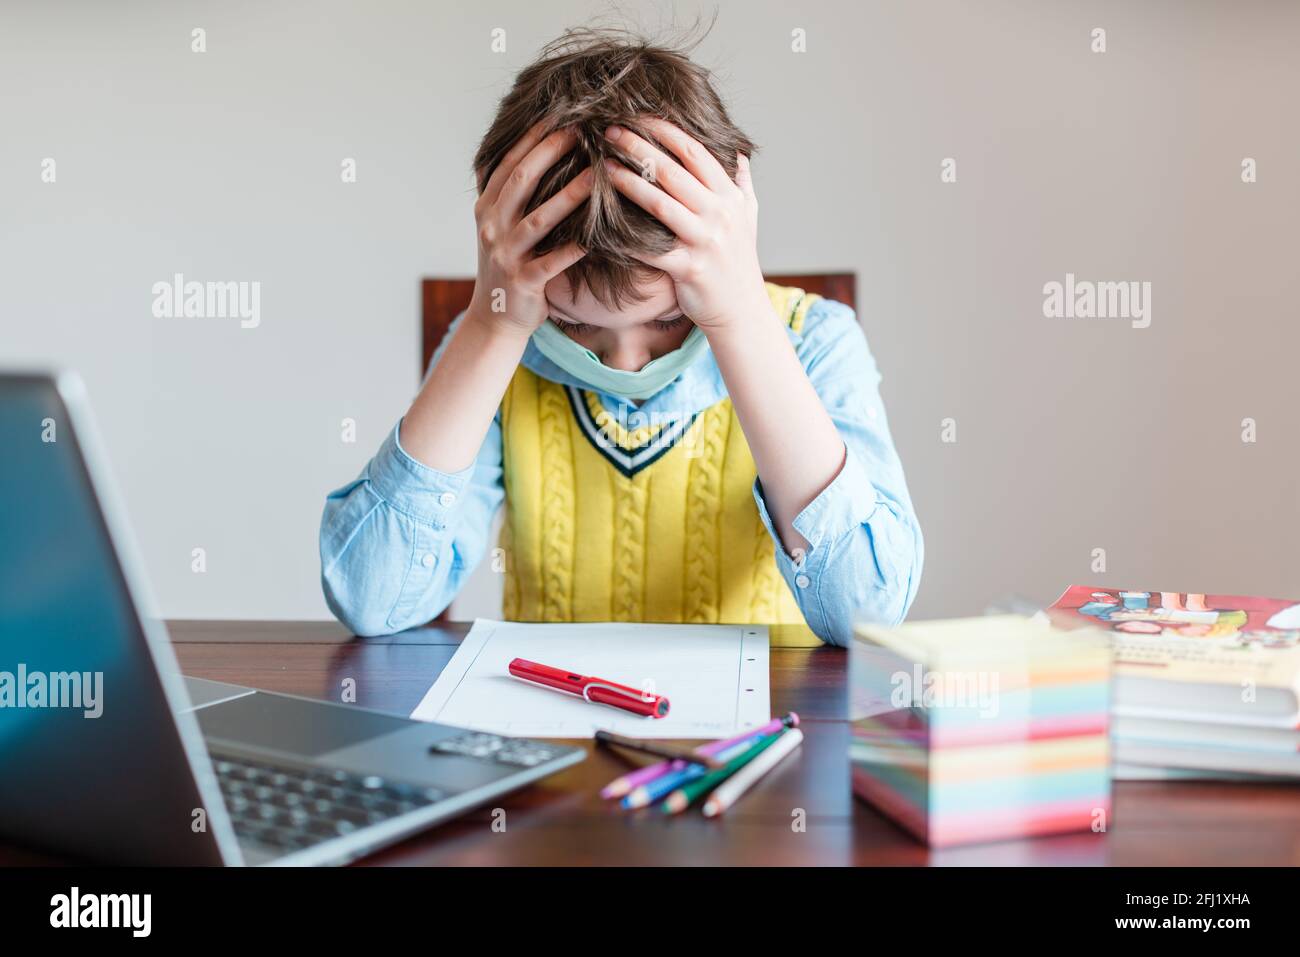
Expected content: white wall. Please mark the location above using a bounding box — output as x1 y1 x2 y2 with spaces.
3 0 1297 623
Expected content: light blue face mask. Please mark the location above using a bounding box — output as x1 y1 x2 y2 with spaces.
530 320 710 400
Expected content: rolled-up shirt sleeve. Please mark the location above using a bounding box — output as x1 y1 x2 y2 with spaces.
319 415 504 637
752 298 924 646
320 309 506 636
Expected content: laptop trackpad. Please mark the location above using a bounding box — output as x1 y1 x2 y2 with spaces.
195 692 409 758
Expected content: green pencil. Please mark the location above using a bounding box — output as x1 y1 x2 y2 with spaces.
659 730 787 815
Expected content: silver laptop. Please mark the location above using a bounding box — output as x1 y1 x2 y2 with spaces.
0 371 584 865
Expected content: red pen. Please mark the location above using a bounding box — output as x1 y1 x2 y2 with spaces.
508 658 670 718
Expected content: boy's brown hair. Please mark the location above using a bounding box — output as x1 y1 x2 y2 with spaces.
473 27 756 307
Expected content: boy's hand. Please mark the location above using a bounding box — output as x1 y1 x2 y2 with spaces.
468 122 592 337
602 119 769 332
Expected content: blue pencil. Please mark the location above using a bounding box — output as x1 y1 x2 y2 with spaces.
620 735 768 809
621 765 702 809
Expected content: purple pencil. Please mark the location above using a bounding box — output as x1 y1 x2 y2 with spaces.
598 712 800 799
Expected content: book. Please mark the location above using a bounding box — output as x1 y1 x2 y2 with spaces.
1046 586 1300 728
1113 739 1300 777
1111 763 1287 782
1113 715 1300 752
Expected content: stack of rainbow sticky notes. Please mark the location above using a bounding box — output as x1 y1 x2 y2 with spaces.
849 614 1112 847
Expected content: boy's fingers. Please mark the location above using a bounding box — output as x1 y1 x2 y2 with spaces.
736 154 757 204
509 166 594 255
604 159 703 244
495 126 579 222
637 118 734 194
628 246 690 279
525 241 587 285
605 125 712 213
480 119 553 206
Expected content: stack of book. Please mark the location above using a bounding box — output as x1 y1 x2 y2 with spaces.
848 615 1112 848
1047 586 1300 779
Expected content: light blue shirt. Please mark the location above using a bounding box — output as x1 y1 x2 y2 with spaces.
320 298 923 646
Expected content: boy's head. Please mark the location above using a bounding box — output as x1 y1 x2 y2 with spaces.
473 28 756 320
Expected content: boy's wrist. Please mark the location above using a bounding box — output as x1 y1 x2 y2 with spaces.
699 286 781 344
462 303 539 347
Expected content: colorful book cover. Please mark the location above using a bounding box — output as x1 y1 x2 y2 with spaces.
1045 587 1300 676
1046 587 1300 721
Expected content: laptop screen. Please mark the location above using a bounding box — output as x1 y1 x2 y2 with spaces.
0 377 141 725
0 375 226 863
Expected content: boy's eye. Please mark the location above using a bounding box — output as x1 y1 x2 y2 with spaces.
551 315 688 335
551 317 592 336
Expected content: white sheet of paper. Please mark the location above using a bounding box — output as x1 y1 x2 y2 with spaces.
410 619 770 739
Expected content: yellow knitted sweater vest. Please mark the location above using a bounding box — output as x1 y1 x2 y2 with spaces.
499 283 819 626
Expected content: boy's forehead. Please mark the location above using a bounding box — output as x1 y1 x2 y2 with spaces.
544 273 679 327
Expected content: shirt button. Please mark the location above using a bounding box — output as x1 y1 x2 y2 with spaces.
421 553 435 568
438 491 457 507
795 574 811 589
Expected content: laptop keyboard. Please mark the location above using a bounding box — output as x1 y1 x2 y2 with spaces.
429 731 568 767
211 753 446 854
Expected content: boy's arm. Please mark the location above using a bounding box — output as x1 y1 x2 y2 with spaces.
601 121 847 554
709 298 926 644
746 300 924 644
319 410 504 636
318 123 593 635
604 120 922 642
320 310 506 636
401 122 591 473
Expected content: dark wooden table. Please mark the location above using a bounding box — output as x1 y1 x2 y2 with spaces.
12 621 1300 866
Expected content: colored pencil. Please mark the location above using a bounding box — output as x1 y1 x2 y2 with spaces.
621 735 767 809
599 712 800 799
621 764 704 810
594 730 726 769
660 730 789 815
702 728 803 817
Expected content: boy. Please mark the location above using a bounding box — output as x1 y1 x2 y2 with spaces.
319 29 922 646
